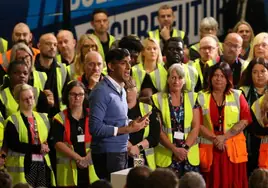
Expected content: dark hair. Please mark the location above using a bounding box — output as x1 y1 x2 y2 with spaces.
249 168 268 188
179 172 206 188
106 48 130 73
205 62 233 94
163 37 184 54
239 57 268 87
7 60 28 76
90 179 112 188
62 80 88 109
119 35 143 53
145 168 179 188
126 166 152 188
92 9 108 21
0 170 12 188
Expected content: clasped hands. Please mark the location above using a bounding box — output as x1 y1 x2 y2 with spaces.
76 154 92 169
213 135 226 151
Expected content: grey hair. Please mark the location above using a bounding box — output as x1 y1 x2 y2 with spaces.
10 42 33 62
200 17 218 31
168 63 185 78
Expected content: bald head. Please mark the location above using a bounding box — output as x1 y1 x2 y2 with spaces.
57 30 76 60
199 35 219 62
12 23 32 45
223 33 243 63
84 51 103 79
38 33 58 59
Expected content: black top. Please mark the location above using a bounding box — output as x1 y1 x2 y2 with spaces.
189 43 201 61
0 65 6 86
51 108 89 184
0 86 49 119
60 55 75 65
100 33 111 58
128 102 160 147
4 113 43 174
140 74 158 94
35 54 69 117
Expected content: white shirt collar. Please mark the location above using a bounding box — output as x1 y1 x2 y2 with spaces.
106 75 124 94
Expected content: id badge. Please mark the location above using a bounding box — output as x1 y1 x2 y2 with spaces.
174 131 184 140
32 154 44 162
77 135 85 143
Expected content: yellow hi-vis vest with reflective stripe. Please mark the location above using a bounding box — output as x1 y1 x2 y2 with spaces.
251 95 265 128
0 111 4 149
67 63 79 80
139 102 156 170
0 38 8 53
55 62 67 111
189 59 215 88
5 112 56 186
239 86 250 99
148 29 185 45
151 92 200 167
132 63 167 94
0 87 39 118
198 89 248 163
53 111 99 186
32 70 47 90
93 33 115 66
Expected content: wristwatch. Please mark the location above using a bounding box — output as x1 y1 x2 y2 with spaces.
181 144 189 150
137 144 144 152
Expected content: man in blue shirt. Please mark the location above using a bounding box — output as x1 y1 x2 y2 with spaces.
89 48 148 180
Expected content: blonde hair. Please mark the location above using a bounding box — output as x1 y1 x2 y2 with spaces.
233 20 255 44
247 32 268 62
137 38 163 65
13 83 34 103
73 34 99 77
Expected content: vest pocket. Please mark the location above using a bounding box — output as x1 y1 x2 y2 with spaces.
199 144 213 172
227 133 248 163
258 143 268 168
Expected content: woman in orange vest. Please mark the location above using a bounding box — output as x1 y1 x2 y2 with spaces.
198 62 252 188
52 80 98 187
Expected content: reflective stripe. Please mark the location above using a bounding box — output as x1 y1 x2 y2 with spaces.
0 90 7 104
6 166 24 173
184 127 192 134
225 101 238 106
261 136 268 144
187 66 195 91
8 151 25 157
144 148 154 156
188 92 194 107
154 68 161 91
39 113 50 130
57 157 93 165
136 65 144 91
254 99 261 124
38 71 46 89
198 137 213 144
0 115 4 123
2 53 9 70
11 115 19 132
59 111 65 124
162 126 172 134
157 93 163 111
33 87 39 105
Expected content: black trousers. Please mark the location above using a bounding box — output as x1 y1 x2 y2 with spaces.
92 152 128 181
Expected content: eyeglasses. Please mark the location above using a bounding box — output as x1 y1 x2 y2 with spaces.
255 42 268 49
225 42 241 50
69 92 85 98
200 46 216 51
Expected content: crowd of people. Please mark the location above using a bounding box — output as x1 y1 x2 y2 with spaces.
0 3 267 188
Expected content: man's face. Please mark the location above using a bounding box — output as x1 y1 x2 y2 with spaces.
109 56 131 84
199 38 218 62
84 53 103 79
158 8 174 29
165 41 184 68
223 34 242 63
91 13 109 34
57 31 76 57
39 35 58 59
12 25 32 45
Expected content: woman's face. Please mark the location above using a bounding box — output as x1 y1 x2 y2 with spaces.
142 40 159 63
19 89 35 111
168 69 185 92
81 38 98 60
211 69 227 91
10 64 29 87
254 38 268 60
68 86 85 108
237 24 251 44
252 64 268 88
